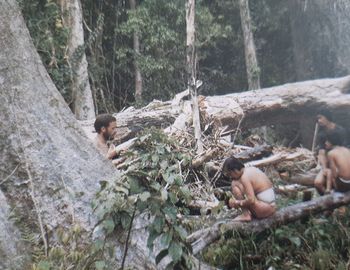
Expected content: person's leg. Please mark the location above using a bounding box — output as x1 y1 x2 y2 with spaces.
314 170 326 195
231 181 244 200
325 169 333 194
249 200 276 219
231 182 253 221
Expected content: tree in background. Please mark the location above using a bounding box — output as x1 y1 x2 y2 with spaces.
129 0 143 105
60 0 95 119
239 0 260 90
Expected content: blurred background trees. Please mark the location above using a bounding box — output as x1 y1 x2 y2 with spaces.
19 0 350 115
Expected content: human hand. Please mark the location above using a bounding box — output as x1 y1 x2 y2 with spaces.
107 144 117 159
228 198 241 209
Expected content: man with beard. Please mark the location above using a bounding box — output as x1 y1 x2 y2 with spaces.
93 114 119 161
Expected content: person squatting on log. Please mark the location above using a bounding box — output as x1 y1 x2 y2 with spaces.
93 114 121 165
223 157 276 221
320 130 350 194
314 110 348 194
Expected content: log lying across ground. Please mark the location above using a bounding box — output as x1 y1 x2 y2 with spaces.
80 76 350 147
187 191 350 255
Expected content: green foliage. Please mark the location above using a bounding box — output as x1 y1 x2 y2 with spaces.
203 210 350 270
20 0 72 103
93 128 195 268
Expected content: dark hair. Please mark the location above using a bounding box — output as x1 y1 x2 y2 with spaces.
317 109 333 122
223 156 245 173
94 114 116 133
326 130 344 146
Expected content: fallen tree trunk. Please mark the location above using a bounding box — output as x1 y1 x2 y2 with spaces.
188 191 350 255
80 76 350 148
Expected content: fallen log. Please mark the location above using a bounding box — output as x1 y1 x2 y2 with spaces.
232 144 272 162
80 76 350 149
187 191 350 255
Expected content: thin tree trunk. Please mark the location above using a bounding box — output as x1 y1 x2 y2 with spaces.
239 0 261 90
186 0 203 154
60 0 96 120
129 0 143 105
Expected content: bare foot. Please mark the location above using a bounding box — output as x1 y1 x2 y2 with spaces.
233 212 252 222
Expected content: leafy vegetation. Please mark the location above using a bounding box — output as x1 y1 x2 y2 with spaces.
93 129 196 269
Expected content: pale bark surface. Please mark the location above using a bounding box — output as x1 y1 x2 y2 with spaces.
239 0 260 90
186 0 203 154
60 0 95 120
0 0 114 266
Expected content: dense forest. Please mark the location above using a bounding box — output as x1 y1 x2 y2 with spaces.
1 0 350 269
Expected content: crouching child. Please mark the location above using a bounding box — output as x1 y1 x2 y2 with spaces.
223 157 276 221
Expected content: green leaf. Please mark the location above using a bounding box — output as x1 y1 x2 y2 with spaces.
129 177 143 194
174 225 187 240
92 239 104 252
140 191 151 201
160 231 173 247
153 216 165 233
102 218 115 234
163 206 177 221
121 212 132 229
150 182 161 191
156 249 169 264
289 236 301 247
37 261 51 270
95 260 106 270
168 242 182 263
160 160 168 170
147 229 159 250
179 186 191 200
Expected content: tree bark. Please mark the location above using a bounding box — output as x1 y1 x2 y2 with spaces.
188 191 350 255
60 0 96 120
129 0 143 104
239 0 260 90
186 0 203 154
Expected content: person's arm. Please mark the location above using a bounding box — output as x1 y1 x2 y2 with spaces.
318 149 328 175
327 152 338 186
237 178 256 207
106 144 118 159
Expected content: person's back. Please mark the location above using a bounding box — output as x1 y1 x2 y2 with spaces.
243 167 273 195
223 157 276 221
328 146 350 180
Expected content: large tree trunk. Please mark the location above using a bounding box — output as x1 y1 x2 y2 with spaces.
80 76 350 149
289 0 350 81
129 0 143 104
239 0 260 90
0 1 162 269
188 191 350 255
60 0 96 120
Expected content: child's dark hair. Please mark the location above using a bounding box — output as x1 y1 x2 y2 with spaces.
223 156 245 173
317 109 333 122
326 129 344 146
94 114 116 133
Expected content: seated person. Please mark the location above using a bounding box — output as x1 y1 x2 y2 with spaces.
93 114 120 161
324 131 350 193
223 157 276 221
